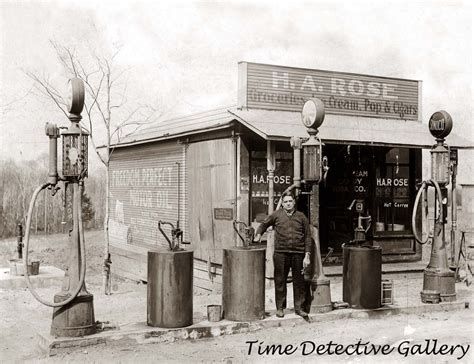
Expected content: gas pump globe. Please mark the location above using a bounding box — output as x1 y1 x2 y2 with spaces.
429 110 453 185
301 98 325 183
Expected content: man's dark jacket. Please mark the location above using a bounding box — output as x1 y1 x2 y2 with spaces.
256 209 312 254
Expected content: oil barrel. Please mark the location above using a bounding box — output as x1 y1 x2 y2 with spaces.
147 249 193 328
342 245 382 309
222 246 266 321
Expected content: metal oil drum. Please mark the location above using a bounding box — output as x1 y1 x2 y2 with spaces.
222 246 266 321
342 245 382 309
147 249 193 328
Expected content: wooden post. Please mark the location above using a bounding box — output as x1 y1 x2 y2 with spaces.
44 188 47 234
267 141 275 215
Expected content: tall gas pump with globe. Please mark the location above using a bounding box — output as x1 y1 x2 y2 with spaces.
300 98 332 313
412 110 456 303
23 78 96 336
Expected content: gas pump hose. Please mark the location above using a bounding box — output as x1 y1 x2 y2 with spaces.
411 179 443 245
23 183 87 307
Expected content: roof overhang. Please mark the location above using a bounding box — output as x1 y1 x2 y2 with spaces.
106 106 473 150
228 108 473 149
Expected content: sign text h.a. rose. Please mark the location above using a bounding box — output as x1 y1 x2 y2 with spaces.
238 62 421 121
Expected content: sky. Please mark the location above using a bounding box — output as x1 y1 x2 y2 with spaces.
0 0 473 181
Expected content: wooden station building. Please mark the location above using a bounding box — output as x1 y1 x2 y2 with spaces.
107 62 471 290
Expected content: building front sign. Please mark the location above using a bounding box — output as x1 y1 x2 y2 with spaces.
238 62 420 121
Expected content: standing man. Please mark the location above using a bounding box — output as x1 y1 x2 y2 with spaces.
254 191 312 318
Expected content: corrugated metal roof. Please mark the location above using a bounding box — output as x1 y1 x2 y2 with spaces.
111 106 473 149
113 106 237 147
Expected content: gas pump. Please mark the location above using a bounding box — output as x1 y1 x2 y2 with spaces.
147 163 193 328
300 98 332 313
23 78 96 337
233 220 255 248
349 199 372 244
221 220 265 321
411 110 456 303
157 220 190 251
343 199 383 309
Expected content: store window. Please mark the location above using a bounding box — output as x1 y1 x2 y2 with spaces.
374 148 411 234
250 151 293 222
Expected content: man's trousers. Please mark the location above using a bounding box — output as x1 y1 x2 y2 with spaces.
273 251 311 312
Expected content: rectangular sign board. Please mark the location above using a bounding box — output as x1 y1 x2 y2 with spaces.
238 62 420 120
214 208 234 221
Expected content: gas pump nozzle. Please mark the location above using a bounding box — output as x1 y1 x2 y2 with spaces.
352 215 372 245
158 220 189 251
233 220 255 248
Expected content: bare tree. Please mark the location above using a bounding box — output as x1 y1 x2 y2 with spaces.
26 41 160 294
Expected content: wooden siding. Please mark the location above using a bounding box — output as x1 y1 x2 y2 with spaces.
239 62 420 120
187 138 237 264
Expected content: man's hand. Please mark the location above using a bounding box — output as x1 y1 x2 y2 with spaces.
303 253 311 268
253 234 262 243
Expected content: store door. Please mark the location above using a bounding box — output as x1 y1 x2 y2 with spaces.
187 138 236 264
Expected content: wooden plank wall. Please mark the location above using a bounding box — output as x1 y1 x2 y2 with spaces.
187 138 237 265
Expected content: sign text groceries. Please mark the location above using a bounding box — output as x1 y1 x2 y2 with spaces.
249 73 416 118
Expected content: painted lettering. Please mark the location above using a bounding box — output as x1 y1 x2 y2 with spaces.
328 96 359 110
331 78 346 96
382 83 397 99
393 102 417 118
364 99 382 114
129 190 154 208
300 75 317 91
366 82 381 97
272 72 289 89
430 118 446 131
348 80 364 96
376 178 408 187
353 170 368 177
156 191 173 209
394 202 409 208
252 175 292 184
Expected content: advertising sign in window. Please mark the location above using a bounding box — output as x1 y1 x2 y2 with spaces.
250 152 293 222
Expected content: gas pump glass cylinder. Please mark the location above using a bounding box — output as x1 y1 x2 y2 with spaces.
62 133 88 178
430 145 450 185
303 141 322 183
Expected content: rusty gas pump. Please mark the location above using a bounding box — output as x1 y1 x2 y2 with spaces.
23 78 96 337
300 98 332 313
412 110 456 303
343 199 383 309
147 163 194 328
233 220 255 248
220 221 266 321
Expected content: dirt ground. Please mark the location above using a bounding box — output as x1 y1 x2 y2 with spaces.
1 230 473 363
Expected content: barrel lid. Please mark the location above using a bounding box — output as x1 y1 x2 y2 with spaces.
342 245 382 251
224 246 266 252
148 248 194 255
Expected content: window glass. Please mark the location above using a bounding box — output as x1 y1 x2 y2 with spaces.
375 148 411 234
250 153 292 222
